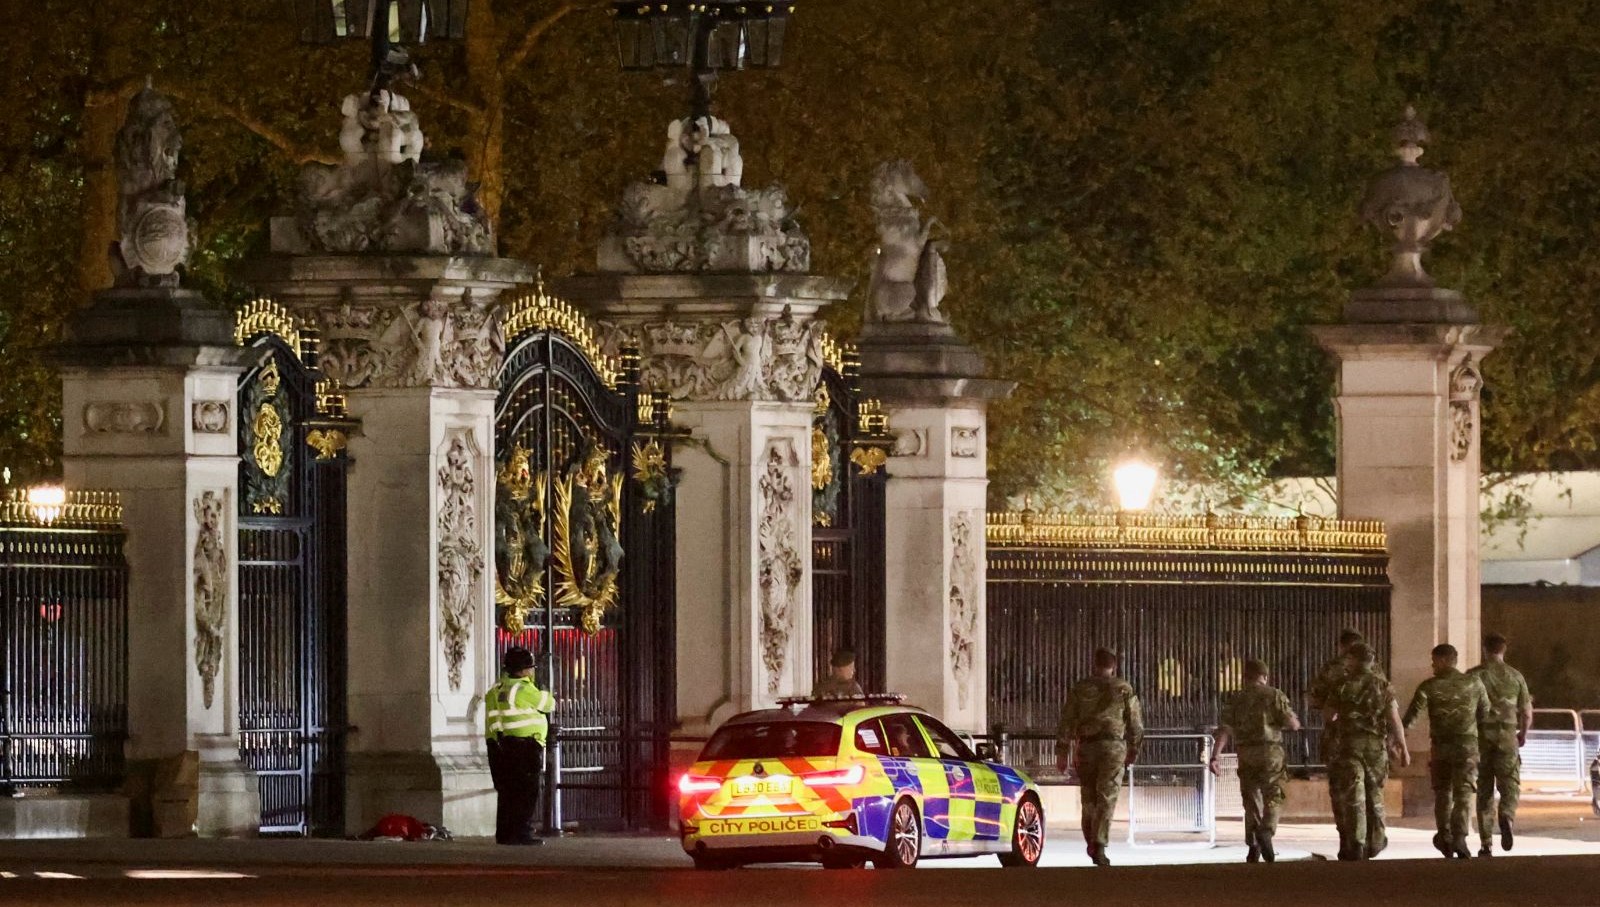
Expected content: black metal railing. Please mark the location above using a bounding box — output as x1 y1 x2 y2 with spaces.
986 512 1390 772
0 491 128 792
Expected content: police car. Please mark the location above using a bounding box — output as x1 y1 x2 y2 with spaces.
677 696 1044 870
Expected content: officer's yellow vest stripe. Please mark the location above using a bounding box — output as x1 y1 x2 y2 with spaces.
485 677 553 741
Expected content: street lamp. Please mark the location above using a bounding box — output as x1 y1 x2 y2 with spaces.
612 1 796 120
1111 456 1160 513
289 0 468 91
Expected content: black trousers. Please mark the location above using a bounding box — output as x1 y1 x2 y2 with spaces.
487 736 544 843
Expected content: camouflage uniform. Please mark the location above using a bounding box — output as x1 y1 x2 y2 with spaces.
1403 669 1490 848
1056 676 1144 852
1469 661 1531 848
810 675 864 699
1325 666 1397 859
1219 684 1296 846
1311 655 1387 759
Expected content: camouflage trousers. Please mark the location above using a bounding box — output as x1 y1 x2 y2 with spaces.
1329 735 1389 858
1237 743 1287 842
1076 740 1128 849
1477 735 1522 845
1429 740 1479 843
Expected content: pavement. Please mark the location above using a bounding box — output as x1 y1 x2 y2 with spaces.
0 794 1593 905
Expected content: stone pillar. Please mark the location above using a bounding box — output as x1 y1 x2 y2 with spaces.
60 290 259 837
856 161 1013 732
1312 108 1507 758
560 275 847 732
859 323 1012 732
245 255 532 836
57 85 257 837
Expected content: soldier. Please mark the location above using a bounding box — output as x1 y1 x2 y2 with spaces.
1469 633 1533 857
1324 642 1410 860
1310 629 1387 758
1209 659 1302 863
1402 643 1490 859
1056 648 1143 867
811 648 866 699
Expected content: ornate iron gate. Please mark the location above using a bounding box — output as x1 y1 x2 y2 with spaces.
986 511 1390 775
235 301 351 836
810 344 890 693
493 287 677 831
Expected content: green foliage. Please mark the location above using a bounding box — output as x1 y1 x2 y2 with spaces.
3 0 1600 504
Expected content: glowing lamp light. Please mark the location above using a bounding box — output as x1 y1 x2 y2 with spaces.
1111 459 1159 512
26 485 67 525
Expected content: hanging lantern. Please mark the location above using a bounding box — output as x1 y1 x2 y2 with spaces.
738 2 793 68
612 2 701 70
289 0 466 45
611 1 793 72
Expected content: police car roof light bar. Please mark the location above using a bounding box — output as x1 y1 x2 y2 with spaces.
775 693 908 708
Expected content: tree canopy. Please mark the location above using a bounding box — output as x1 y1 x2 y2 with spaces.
3 0 1600 507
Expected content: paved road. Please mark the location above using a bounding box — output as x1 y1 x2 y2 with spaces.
0 854 1597 906
0 795 1592 905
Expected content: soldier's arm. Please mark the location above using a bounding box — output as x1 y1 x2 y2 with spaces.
1401 683 1427 730
1209 726 1231 775
1280 692 1303 732
1517 674 1534 745
1055 701 1076 769
1124 691 1145 764
1387 698 1411 767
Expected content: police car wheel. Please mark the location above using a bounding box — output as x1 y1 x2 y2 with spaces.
874 799 922 869
998 796 1045 868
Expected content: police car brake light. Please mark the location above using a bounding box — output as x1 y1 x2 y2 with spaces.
803 764 865 786
678 774 722 795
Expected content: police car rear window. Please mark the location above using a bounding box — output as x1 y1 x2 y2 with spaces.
701 723 843 760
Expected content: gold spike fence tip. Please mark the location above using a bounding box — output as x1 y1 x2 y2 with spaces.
0 488 124 529
234 298 304 356
501 286 622 389
984 508 1386 554
818 331 852 376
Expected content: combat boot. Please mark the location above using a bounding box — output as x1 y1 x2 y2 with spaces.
1258 831 1276 863
1478 843 1493 858
1500 816 1515 851
1432 833 1452 859
1451 836 1472 860
1089 844 1111 867
1246 844 1260 863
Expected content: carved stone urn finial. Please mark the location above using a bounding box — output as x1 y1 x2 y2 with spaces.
1358 105 1462 289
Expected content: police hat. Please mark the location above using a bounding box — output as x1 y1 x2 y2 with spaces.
502 647 535 673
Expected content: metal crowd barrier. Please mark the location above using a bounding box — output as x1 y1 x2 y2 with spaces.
971 729 1218 846
1126 734 1216 846
1523 709 1588 791
1581 710 1600 770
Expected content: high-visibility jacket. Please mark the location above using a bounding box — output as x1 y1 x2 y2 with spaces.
485 673 555 744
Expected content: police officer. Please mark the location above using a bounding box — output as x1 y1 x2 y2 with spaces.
486 647 556 846
1403 643 1490 859
1469 633 1533 856
1056 648 1143 867
1324 642 1410 860
1210 659 1302 863
811 648 866 699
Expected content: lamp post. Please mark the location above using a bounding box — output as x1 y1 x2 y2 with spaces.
611 1 796 122
289 0 468 93
1111 455 1160 513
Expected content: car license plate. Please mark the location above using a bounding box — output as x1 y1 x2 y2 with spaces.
732 777 789 796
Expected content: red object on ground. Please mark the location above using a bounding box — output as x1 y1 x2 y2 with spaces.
367 814 431 841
